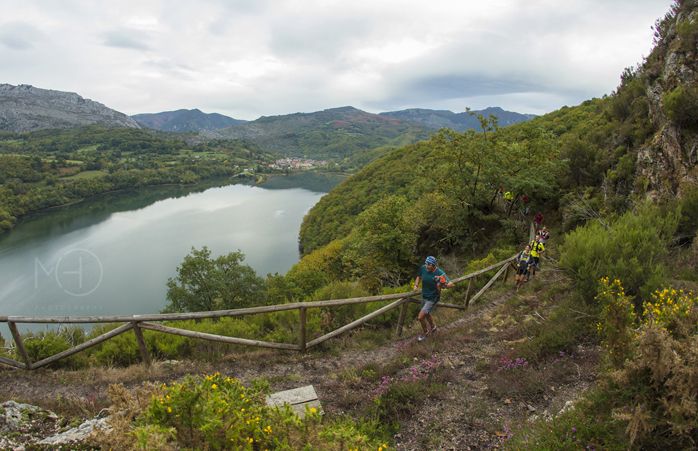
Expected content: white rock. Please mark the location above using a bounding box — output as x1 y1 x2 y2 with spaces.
37 417 111 446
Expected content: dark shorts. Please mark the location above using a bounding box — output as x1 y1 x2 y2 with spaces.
532 256 540 267
516 265 529 276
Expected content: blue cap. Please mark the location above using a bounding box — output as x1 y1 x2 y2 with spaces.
425 256 437 265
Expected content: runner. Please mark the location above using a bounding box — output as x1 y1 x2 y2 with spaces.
413 256 454 342
528 237 545 278
515 245 533 291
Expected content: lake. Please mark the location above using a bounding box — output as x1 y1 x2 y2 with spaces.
0 173 343 332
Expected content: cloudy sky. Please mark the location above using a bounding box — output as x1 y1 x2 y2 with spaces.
0 0 673 120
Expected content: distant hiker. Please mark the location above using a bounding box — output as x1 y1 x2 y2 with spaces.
413 256 454 342
521 194 530 215
528 238 545 277
538 226 550 244
534 211 544 230
515 245 533 290
503 191 514 203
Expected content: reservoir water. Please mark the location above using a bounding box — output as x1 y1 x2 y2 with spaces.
0 174 341 332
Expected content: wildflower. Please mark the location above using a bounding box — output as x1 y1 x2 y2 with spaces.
211 384 218 390
309 407 318 414
247 437 254 444
167 407 173 413
264 425 272 434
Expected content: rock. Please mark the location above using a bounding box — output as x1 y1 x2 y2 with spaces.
0 436 23 451
0 401 58 433
37 417 111 446
558 399 577 415
0 83 140 132
526 404 537 412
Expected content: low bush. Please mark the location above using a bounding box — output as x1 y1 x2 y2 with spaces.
663 84 698 129
515 282 698 449
559 204 678 303
20 328 88 369
130 373 390 450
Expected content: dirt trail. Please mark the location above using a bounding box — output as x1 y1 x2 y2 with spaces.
0 267 598 449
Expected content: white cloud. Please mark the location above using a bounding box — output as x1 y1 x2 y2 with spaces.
0 0 675 119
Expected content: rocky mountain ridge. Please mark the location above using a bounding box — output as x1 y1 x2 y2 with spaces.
0 84 140 132
634 4 698 197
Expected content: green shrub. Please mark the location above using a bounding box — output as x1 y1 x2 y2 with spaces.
137 373 390 450
663 84 698 129
91 327 140 366
21 329 88 368
595 278 636 368
559 204 678 303
608 288 698 449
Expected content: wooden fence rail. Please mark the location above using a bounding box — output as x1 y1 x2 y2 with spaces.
0 255 519 370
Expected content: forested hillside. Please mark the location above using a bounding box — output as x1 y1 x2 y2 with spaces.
212 106 431 164
0 126 274 231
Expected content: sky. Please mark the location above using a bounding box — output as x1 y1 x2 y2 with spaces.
0 0 674 120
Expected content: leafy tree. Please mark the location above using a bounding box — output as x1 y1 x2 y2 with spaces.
342 195 417 289
164 247 265 312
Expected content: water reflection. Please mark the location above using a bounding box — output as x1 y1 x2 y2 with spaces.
0 173 343 335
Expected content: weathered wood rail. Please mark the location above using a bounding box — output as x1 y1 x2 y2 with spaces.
0 255 519 370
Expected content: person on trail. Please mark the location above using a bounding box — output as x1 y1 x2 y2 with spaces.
515 245 533 291
537 226 550 244
413 256 454 342
528 237 545 278
534 211 544 230
503 191 514 203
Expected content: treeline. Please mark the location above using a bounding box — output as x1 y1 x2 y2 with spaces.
0 126 276 231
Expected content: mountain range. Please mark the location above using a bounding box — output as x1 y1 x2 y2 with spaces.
379 107 536 131
0 83 535 161
0 84 140 132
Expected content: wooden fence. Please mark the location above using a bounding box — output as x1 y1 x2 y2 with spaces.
0 255 519 371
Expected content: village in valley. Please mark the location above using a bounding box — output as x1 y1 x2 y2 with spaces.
267 157 330 170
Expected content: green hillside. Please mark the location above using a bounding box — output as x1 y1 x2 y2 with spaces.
213 106 432 165
299 98 613 255
0 126 275 231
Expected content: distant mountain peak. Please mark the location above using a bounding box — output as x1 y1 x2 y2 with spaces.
132 109 246 132
0 83 140 132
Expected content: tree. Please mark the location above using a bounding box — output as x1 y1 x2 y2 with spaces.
163 247 265 313
342 195 417 289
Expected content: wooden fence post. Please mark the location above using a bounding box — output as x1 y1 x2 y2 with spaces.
132 322 151 367
8 321 31 369
395 301 409 337
464 279 473 308
502 263 510 284
298 307 307 352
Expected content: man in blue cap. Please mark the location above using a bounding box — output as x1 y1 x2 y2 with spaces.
413 256 454 342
